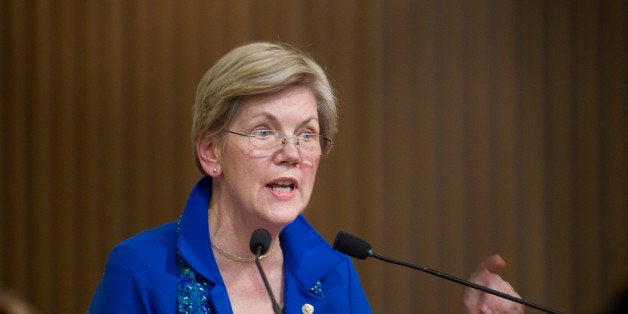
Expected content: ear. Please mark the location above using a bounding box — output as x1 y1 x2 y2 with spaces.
195 134 221 177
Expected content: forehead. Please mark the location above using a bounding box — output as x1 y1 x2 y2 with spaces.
236 86 319 123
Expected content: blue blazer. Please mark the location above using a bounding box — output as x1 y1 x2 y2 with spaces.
89 177 371 313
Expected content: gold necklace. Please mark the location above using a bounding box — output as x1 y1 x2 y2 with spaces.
211 240 280 262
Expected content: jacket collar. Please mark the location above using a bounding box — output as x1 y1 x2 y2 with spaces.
177 176 219 282
281 216 344 291
178 176 345 312
281 216 345 312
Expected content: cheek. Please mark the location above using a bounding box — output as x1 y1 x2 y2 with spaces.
301 160 320 186
302 154 321 169
221 154 262 191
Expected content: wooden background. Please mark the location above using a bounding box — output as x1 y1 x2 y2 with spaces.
1 1 626 313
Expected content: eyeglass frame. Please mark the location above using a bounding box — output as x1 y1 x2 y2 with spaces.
224 129 334 156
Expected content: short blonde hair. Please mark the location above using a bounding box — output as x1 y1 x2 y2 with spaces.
192 42 337 173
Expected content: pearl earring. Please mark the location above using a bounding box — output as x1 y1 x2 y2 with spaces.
212 168 218 174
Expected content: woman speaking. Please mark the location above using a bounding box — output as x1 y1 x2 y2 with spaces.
89 42 522 314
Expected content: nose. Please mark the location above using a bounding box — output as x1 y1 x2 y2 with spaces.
276 136 302 164
281 136 301 147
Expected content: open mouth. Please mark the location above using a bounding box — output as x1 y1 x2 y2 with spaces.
266 180 296 193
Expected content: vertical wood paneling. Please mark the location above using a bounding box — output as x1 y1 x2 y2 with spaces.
76 1 104 306
276 0 306 44
574 1 603 311
147 0 178 227
250 0 279 40
545 1 577 311
516 0 547 302
323 0 360 240
196 1 227 67
408 1 440 312
224 2 251 47
491 0 520 288
0 0 4 289
3 0 30 300
1 1 626 313
0 0 6 287
123 0 151 238
30 1 54 309
600 1 628 307
462 0 493 273
434 1 467 310
171 2 204 210
99 0 126 255
381 0 420 311
52 2 80 311
350 2 388 311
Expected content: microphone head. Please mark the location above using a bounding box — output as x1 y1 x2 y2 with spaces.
333 231 372 259
249 228 272 255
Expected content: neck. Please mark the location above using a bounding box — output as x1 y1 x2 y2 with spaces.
208 204 282 261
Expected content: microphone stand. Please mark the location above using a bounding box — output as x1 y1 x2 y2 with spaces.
370 251 560 314
254 246 283 314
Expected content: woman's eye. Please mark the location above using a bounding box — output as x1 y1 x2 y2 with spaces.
253 129 273 138
299 131 314 140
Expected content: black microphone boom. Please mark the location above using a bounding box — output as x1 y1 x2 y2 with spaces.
333 231 560 314
249 229 283 314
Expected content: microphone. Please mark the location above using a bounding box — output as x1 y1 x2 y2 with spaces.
333 231 560 314
249 229 283 314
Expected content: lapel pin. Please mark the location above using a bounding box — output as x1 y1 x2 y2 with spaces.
301 303 314 314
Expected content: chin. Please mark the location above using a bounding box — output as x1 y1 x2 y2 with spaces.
265 205 304 227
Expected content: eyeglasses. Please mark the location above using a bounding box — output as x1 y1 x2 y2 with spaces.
225 129 334 156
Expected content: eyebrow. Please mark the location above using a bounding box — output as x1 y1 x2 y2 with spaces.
252 112 319 128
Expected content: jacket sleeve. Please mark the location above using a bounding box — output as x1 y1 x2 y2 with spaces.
89 223 179 313
89 244 152 313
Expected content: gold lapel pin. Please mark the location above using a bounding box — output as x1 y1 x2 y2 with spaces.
301 303 314 314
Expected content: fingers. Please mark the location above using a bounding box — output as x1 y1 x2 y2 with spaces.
483 275 524 313
486 274 520 297
469 254 507 287
464 255 524 314
464 272 524 314
464 269 495 312
479 254 507 273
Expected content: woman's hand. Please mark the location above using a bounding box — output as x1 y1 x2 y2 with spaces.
463 254 524 313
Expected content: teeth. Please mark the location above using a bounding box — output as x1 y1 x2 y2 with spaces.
271 186 293 193
269 180 294 193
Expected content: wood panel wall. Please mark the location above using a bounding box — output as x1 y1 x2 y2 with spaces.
1 1 626 313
